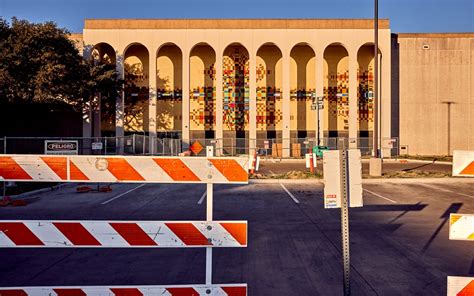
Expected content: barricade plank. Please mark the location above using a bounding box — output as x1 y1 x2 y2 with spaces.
0 221 247 248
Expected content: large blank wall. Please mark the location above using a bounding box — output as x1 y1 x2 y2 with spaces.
395 35 474 155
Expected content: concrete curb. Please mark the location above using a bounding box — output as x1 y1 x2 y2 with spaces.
250 177 473 185
260 158 452 165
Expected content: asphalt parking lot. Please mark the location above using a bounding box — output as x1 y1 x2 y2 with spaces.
0 179 473 295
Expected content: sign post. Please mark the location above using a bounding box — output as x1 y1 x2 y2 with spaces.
340 149 351 296
323 148 363 296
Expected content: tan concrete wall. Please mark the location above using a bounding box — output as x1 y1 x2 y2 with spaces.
81 19 392 151
396 34 474 155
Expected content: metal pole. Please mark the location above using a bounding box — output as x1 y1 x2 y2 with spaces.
206 182 213 285
317 103 321 146
373 0 379 158
340 149 351 295
3 136 6 154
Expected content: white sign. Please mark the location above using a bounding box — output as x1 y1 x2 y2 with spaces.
323 150 363 209
206 146 214 157
44 140 78 155
92 142 103 150
305 153 317 168
264 140 270 149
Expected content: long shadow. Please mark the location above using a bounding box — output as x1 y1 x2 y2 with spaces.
422 202 463 252
358 203 427 212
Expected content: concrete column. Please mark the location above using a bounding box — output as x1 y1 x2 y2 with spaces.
282 49 291 157
315 52 325 145
249 49 257 154
215 50 223 155
182 47 190 149
349 49 358 148
115 60 125 154
148 51 157 154
381 49 392 157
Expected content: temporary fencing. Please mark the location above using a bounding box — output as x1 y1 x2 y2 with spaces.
0 154 249 295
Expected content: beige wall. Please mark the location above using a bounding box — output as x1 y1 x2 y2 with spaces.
395 34 474 155
81 19 392 155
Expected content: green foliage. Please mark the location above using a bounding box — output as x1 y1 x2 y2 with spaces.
0 17 121 110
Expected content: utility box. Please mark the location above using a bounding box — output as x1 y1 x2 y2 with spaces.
323 149 363 209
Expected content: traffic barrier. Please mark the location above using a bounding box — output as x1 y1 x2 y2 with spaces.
448 214 474 295
0 220 247 248
0 154 249 295
0 284 247 296
449 214 474 241
453 150 474 177
447 276 474 296
0 155 249 183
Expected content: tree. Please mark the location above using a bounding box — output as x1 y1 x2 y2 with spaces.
0 17 121 111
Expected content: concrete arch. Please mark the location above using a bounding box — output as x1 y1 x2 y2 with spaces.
356 43 382 138
156 42 183 58
91 42 116 64
123 43 150 134
357 42 383 57
290 42 317 56
189 43 217 139
290 43 317 139
323 42 349 55
155 43 183 133
323 43 350 138
190 42 216 56
221 42 249 57
256 43 284 138
256 42 283 55
123 42 149 57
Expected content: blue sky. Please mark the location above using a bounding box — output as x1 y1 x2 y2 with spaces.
0 0 473 33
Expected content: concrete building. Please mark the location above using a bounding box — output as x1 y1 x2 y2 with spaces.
74 19 474 156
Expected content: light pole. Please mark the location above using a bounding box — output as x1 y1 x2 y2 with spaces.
442 101 455 155
374 0 379 158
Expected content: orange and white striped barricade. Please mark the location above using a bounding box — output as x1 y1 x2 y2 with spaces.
0 220 247 248
448 214 474 295
449 214 474 241
0 284 247 296
453 150 474 177
0 154 249 295
0 155 249 184
447 276 474 296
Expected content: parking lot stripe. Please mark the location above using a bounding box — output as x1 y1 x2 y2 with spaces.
197 191 206 204
101 184 146 205
279 183 300 204
363 189 397 204
419 184 474 199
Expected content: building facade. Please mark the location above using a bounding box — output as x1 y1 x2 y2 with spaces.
75 19 474 156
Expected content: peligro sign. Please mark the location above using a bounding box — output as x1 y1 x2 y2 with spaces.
44 140 78 155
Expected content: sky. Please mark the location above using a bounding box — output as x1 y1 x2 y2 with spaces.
0 0 473 33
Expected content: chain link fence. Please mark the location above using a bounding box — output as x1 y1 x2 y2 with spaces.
0 135 399 158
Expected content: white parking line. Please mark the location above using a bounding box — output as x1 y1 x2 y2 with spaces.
101 184 146 205
197 191 207 204
279 183 300 204
363 188 397 204
419 183 474 199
